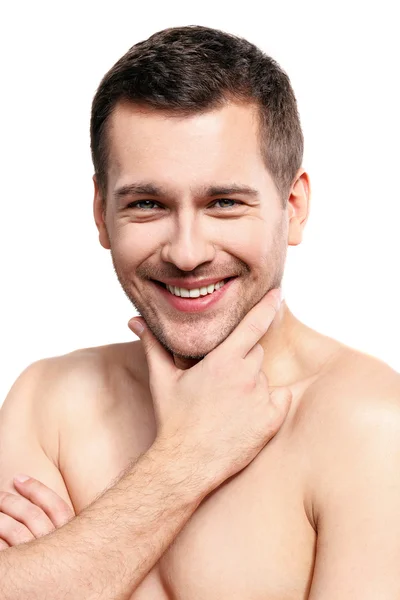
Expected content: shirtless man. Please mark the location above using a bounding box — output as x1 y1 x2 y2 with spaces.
1 24 400 600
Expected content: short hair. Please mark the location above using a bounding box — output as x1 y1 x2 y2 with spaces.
90 25 304 209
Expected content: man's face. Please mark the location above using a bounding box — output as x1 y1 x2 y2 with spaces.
99 100 289 360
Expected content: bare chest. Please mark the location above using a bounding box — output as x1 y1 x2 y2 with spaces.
60 386 316 600
152 452 315 600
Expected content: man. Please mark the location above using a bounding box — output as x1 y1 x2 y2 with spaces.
1 24 400 599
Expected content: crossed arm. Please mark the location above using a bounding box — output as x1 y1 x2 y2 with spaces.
2 362 400 598
0 361 205 600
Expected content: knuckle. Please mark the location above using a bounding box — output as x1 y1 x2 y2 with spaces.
254 343 264 356
0 492 24 513
12 523 31 540
29 506 46 522
259 370 268 385
6 494 20 508
0 494 10 512
28 482 49 504
248 321 264 337
54 496 72 514
28 479 42 492
36 523 55 537
55 505 73 523
265 404 283 429
46 497 73 524
242 375 257 393
61 505 74 521
143 338 156 359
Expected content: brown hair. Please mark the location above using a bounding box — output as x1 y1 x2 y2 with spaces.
90 25 304 209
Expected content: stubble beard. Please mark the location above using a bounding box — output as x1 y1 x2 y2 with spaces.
109 219 287 361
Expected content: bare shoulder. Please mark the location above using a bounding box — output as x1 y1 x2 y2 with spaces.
51 341 155 511
0 341 148 509
297 346 400 526
51 337 147 404
11 341 147 467
298 346 400 430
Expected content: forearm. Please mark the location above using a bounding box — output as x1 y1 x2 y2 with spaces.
0 439 206 600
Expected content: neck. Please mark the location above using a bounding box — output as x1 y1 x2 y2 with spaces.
173 299 343 388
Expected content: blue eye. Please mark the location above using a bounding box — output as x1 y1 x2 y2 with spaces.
126 199 242 210
214 199 239 208
127 200 159 210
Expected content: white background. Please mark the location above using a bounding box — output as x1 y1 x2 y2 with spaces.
1 0 399 404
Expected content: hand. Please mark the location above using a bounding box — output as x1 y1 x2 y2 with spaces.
0 476 75 551
128 288 292 492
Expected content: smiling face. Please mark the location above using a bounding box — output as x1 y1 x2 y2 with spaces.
94 100 292 360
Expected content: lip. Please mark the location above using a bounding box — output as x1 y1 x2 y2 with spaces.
151 277 236 313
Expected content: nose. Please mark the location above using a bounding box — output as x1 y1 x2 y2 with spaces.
160 212 216 271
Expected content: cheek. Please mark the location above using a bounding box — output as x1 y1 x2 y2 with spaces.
220 220 270 262
112 225 157 262
112 218 273 268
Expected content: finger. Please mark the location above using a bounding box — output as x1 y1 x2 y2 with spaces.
268 387 293 423
215 288 281 360
13 477 75 528
243 343 265 374
0 538 10 551
0 491 55 538
128 318 176 378
0 512 34 546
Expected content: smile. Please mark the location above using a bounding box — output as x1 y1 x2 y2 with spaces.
151 277 236 313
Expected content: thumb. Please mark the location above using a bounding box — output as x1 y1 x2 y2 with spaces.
128 318 176 378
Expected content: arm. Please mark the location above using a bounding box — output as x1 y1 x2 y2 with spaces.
0 290 288 599
308 381 400 598
0 434 204 600
0 362 206 600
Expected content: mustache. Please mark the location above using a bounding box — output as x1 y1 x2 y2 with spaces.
136 264 250 282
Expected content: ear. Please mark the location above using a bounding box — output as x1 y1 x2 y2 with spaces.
287 169 311 246
93 175 111 250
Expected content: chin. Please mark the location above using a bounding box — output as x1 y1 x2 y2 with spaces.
174 351 206 361
167 340 216 360
152 328 221 360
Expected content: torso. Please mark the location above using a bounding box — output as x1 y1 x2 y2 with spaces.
38 336 396 599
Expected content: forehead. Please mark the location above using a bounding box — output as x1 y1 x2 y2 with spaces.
106 100 274 195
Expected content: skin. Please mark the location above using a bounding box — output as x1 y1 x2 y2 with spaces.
1 98 400 599
94 100 309 374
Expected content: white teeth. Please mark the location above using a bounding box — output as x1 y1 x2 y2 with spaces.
166 279 228 298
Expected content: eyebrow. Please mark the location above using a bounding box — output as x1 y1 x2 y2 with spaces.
113 182 260 202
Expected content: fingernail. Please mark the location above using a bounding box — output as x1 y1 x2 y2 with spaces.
129 320 145 336
14 474 30 483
